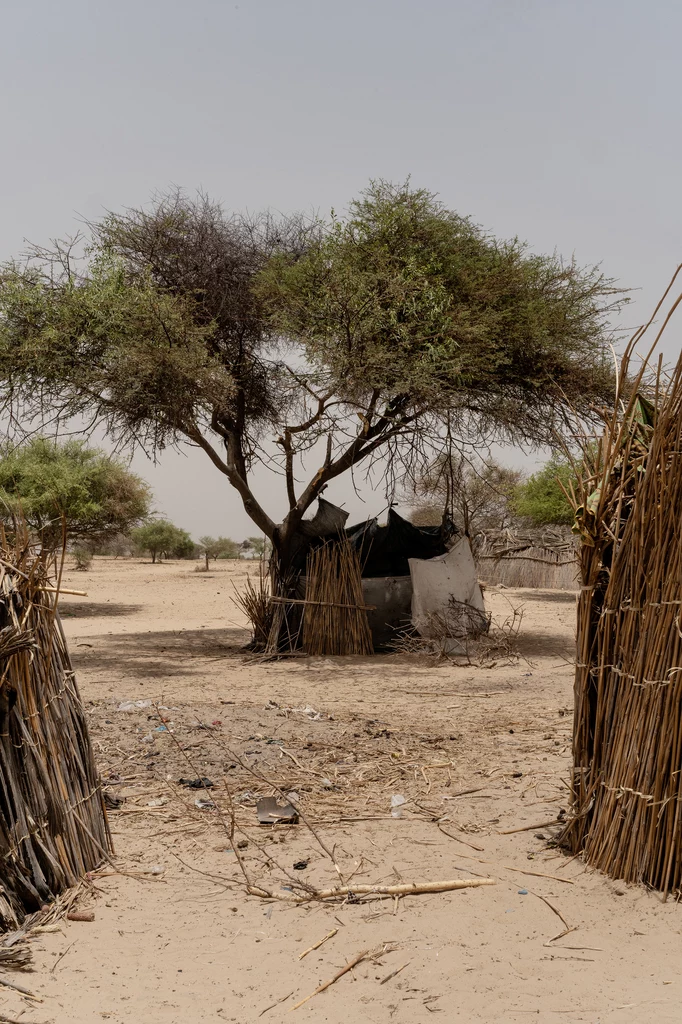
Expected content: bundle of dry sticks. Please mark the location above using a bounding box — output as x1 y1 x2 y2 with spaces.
562 270 682 894
0 525 110 929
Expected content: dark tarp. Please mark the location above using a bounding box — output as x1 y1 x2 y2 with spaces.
290 501 456 577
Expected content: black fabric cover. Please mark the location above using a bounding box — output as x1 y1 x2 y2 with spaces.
290 502 456 577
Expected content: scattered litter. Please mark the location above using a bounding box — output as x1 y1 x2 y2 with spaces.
286 792 300 804
178 777 214 789
140 733 155 744
518 889 529 895
103 790 123 810
320 778 334 789
195 798 216 810
146 864 166 876
147 797 168 808
237 839 249 850
117 700 152 712
293 859 309 871
257 796 299 825
67 910 95 923
236 790 256 804
391 794 407 818
154 724 170 733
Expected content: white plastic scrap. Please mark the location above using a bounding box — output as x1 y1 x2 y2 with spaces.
117 699 152 712
390 794 407 818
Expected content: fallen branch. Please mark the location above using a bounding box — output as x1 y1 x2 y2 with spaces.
298 928 338 960
250 877 495 903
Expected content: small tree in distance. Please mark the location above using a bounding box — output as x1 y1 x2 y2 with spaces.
131 520 194 563
198 535 239 570
513 455 576 526
0 437 151 549
410 455 523 541
242 536 271 559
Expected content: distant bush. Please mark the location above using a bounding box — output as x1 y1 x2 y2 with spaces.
72 545 93 571
131 520 195 562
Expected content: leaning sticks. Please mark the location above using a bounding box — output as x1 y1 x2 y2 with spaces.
562 271 682 895
0 526 110 930
302 539 373 656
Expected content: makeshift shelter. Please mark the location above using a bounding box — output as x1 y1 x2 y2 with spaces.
0 533 110 930
287 501 485 650
560 379 682 893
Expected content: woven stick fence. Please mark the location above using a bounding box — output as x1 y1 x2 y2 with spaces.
0 526 110 929
560 267 682 894
302 539 373 656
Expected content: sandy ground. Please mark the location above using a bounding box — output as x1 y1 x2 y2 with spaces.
4 558 682 1024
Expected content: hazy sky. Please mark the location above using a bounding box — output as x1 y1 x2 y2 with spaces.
2 0 681 538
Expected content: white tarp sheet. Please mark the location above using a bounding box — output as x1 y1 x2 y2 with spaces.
409 537 487 640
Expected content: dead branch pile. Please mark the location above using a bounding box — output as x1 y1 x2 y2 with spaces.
0 527 111 929
302 539 373 656
561 277 682 893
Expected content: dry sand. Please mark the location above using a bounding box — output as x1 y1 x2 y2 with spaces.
4 558 682 1023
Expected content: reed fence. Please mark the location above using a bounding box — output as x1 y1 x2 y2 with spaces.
561 270 682 894
0 528 110 929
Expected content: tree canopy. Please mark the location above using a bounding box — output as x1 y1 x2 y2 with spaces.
131 520 194 562
198 535 239 569
0 436 151 546
0 182 625 570
513 455 576 525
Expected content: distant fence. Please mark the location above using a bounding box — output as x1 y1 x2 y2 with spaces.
476 546 579 590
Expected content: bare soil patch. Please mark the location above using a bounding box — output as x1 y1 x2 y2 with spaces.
4 558 680 1023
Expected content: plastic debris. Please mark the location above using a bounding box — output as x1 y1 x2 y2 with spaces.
518 889 529 895
147 797 168 807
293 859 309 870
391 794 407 818
178 777 214 789
118 699 152 712
140 733 155 744
195 797 215 810
257 796 299 824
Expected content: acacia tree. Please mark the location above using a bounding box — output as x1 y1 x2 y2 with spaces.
0 182 625 580
131 520 194 563
0 436 151 547
198 535 239 569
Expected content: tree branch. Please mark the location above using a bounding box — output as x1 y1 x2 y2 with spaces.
186 424 276 539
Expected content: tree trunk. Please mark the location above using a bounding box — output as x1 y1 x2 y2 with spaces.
152 551 156 564
205 552 210 571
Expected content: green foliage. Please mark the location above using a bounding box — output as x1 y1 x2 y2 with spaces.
0 436 151 547
71 545 93 571
0 183 626 555
259 180 624 444
131 520 194 562
513 456 577 526
244 535 270 558
198 535 239 567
